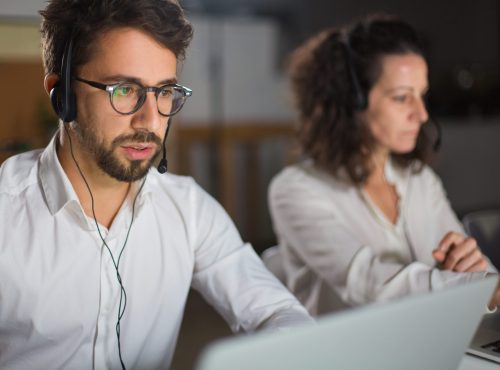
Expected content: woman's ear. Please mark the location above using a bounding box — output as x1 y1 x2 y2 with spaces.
44 73 59 95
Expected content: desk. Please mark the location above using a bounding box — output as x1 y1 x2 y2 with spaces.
458 354 499 369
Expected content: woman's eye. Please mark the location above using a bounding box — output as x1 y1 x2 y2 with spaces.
392 95 408 103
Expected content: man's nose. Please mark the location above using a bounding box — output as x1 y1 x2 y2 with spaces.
131 92 163 131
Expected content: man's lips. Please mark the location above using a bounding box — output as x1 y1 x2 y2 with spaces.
121 143 156 160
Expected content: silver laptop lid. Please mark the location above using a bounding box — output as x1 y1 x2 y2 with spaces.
196 277 497 370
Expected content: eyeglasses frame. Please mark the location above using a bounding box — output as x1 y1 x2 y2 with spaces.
74 76 192 117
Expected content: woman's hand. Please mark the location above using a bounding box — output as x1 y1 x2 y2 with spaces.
432 231 489 272
487 273 500 310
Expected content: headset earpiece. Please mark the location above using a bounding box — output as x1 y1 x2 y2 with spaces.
50 84 62 116
51 37 77 123
342 38 368 111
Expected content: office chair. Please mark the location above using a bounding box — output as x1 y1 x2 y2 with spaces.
462 209 500 270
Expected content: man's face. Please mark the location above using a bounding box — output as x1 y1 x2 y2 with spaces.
71 27 178 182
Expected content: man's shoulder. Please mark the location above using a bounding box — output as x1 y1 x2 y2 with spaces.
148 170 198 192
0 149 42 196
146 170 222 218
146 170 210 203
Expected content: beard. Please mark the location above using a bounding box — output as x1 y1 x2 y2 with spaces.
73 123 163 182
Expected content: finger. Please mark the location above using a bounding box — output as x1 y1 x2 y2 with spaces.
432 249 446 263
442 238 477 270
488 276 500 310
436 231 465 255
453 249 487 272
461 257 489 273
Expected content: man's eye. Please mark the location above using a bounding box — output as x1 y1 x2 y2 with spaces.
159 87 173 98
114 85 134 97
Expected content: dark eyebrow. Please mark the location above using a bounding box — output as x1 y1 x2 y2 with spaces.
102 74 178 85
383 85 429 95
159 78 178 85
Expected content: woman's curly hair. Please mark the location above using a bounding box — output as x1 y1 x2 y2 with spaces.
288 14 433 184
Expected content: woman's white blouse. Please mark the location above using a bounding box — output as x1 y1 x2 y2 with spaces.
269 159 493 316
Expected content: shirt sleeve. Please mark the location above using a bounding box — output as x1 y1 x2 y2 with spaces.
421 167 497 273
189 183 314 333
269 167 490 307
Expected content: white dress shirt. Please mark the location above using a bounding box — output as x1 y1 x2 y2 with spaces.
269 159 493 316
0 136 313 370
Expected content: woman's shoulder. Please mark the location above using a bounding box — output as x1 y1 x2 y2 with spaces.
408 161 442 185
270 160 353 196
404 161 448 200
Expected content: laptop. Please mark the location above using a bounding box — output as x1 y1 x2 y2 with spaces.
468 309 500 363
196 277 497 370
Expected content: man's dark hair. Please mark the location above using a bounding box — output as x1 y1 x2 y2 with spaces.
288 14 432 184
40 0 193 75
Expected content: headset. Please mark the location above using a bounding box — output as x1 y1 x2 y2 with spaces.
50 37 77 123
341 37 368 112
51 35 133 370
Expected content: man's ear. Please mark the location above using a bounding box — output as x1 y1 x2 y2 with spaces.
44 73 59 95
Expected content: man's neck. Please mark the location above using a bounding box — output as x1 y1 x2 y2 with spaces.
56 131 131 229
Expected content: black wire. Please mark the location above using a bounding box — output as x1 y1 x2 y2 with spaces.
64 124 145 370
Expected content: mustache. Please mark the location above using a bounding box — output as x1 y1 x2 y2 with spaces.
111 131 162 147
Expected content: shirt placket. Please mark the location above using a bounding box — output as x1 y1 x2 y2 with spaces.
93 229 123 370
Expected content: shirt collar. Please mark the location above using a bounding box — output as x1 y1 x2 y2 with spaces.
383 156 410 200
39 133 154 217
359 156 411 229
39 134 80 216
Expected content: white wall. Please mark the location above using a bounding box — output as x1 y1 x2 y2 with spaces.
179 15 293 124
0 0 44 18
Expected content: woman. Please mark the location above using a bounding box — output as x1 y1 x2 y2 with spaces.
268 14 496 316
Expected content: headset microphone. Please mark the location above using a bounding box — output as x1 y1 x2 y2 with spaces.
430 117 442 151
157 157 168 174
157 117 172 174
157 156 167 174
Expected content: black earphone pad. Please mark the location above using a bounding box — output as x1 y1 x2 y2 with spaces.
50 86 62 117
64 91 77 122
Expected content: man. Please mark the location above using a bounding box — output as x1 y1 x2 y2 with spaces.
0 1 313 369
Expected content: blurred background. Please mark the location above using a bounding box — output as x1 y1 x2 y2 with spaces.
1 0 499 368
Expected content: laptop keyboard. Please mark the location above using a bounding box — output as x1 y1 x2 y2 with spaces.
481 340 500 353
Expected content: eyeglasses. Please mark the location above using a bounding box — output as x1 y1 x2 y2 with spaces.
74 76 192 117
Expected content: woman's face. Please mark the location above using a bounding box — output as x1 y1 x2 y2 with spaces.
362 53 429 155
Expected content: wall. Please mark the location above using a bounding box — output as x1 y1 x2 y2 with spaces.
0 21 54 159
435 119 500 216
179 15 293 123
